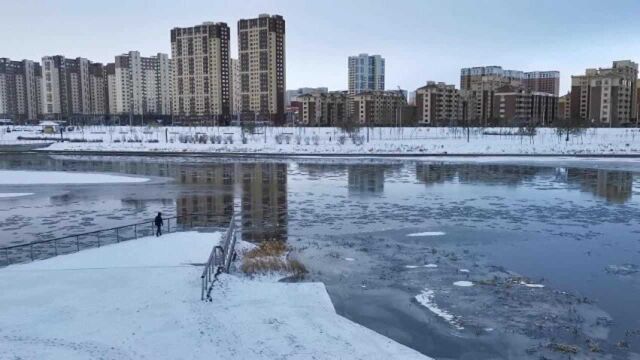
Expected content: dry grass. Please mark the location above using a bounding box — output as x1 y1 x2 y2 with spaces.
241 240 308 277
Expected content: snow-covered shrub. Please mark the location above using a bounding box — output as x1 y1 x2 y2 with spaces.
295 135 301 145
337 135 347 145
304 136 310 145
312 134 320 146
351 135 364 146
275 134 284 144
225 135 233 144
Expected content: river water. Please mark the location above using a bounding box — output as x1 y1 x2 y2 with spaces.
1 153 639 359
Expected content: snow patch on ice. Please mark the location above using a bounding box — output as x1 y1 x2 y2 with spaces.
344 257 355 261
415 289 463 330
520 281 544 288
0 193 33 198
407 232 446 237
0 170 148 185
453 281 474 287
424 264 438 268
458 269 470 273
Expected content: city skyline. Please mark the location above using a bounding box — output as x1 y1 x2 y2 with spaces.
2 0 640 95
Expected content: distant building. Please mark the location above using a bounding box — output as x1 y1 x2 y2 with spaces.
523 71 560 96
238 14 286 124
105 63 117 115
41 56 107 121
492 85 558 126
297 91 348 126
460 66 558 125
558 92 571 121
570 60 638 126
285 87 328 106
0 58 42 122
171 22 230 123
348 54 384 96
113 51 171 118
415 81 460 126
230 58 241 115
350 90 407 126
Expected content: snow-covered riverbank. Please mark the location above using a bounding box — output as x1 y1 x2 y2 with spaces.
0 170 149 185
0 231 430 360
3 125 640 155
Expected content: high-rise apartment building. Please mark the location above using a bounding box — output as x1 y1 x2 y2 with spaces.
105 63 117 115
113 51 171 117
348 54 385 96
171 22 230 122
297 91 348 126
350 90 407 125
524 71 560 96
493 85 558 126
238 14 286 124
570 60 638 126
88 63 108 116
460 66 559 125
229 58 241 115
41 56 106 120
0 58 42 122
415 81 460 126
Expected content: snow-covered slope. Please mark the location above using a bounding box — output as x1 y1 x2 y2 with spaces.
0 232 430 360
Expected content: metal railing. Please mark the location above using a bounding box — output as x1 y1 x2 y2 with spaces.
201 217 238 301
0 213 233 267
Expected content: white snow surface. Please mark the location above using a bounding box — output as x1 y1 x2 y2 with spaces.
4 125 640 155
415 289 463 330
407 231 446 237
0 192 33 198
453 281 474 287
0 231 430 360
520 281 545 288
0 170 148 185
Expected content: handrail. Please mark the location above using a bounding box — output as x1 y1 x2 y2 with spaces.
1 213 232 267
201 217 237 301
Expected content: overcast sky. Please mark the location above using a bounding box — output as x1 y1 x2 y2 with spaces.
2 0 640 94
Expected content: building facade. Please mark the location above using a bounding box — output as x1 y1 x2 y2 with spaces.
350 90 407 126
492 85 558 126
171 22 230 123
229 58 241 116
558 93 571 121
415 81 460 126
238 14 286 124
0 58 42 122
297 91 348 126
570 60 638 126
113 51 171 118
348 54 384 96
41 56 107 121
285 87 328 106
460 66 559 125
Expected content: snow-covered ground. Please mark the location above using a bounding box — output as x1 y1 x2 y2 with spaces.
0 170 148 185
0 231 430 360
0 192 33 198
3 125 640 155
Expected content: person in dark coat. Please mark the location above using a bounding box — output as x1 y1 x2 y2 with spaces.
154 212 163 237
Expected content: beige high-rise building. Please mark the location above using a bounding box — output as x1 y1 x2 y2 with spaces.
297 91 348 126
238 14 286 124
415 81 460 126
0 58 42 122
41 56 106 121
170 22 230 123
229 58 241 116
570 60 638 126
558 92 571 121
113 51 171 117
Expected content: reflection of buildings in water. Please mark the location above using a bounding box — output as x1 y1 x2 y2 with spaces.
457 164 542 186
296 163 348 177
415 163 457 185
121 198 174 210
175 163 236 227
240 163 288 243
347 165 386 193
566 168 633 203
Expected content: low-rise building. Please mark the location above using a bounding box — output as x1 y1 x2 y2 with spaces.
415 81 460 126
297 91 347 126
492 85 558 126
350 90 407 126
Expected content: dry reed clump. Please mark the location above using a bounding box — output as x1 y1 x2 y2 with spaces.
241 240 308 277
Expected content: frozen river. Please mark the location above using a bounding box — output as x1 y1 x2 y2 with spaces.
1 153 639 359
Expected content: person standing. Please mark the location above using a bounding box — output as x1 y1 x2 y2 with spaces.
154 212 164 237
